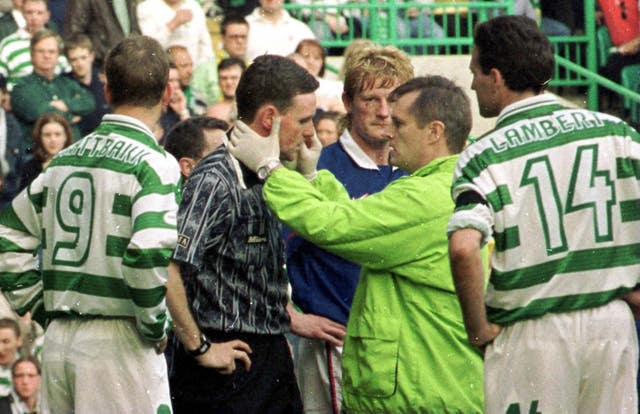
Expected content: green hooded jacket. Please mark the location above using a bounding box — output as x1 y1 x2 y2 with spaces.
263 155 484 413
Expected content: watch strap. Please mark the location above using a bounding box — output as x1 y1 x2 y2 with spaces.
187 333 211 357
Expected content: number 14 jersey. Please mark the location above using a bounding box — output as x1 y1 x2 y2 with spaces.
449 94 640 324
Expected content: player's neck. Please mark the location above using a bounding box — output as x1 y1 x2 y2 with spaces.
350 130 390 166
500 89 541 113
112 104 163 139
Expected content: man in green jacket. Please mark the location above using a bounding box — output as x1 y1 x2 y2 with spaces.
228 75 485 413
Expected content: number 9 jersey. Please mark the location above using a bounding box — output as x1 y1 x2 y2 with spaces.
0 114 181 343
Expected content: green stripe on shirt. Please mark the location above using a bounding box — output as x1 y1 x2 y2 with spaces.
491 242 640 290
487 287 630 324
123 248 173 269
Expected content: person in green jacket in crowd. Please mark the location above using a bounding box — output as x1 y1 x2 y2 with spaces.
11 29 95 143
228 75 486 413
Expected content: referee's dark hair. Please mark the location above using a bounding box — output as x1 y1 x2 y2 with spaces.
235 55 318 124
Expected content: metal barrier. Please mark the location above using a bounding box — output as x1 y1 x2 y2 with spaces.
286 0 640 114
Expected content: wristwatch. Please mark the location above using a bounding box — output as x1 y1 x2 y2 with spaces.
257 159 282 181
187 333 211 357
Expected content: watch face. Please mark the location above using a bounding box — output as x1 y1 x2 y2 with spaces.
257 167 268 180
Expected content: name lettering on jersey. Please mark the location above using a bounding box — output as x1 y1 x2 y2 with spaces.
59 135 151 165
177 234 190 248
490 110 605 153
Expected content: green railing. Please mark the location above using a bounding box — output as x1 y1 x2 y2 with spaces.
285 1 514 54
286 0 640 114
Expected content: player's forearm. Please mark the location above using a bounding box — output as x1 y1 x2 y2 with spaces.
449 228 492 344
166 260 203 351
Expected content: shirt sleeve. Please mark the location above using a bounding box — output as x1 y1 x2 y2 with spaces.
172 171 231 272
121 160 180 342
447 158 494 246
0 177 44 316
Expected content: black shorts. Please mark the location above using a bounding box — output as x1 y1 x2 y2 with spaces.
169 330 302 414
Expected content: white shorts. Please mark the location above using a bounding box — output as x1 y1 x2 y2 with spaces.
295 337 342 414
485 299 638 414
41 318 171 414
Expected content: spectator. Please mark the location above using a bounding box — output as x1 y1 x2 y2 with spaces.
216 0 256 17
0 0 26 41
46 0 65 33
205 101 236 127
167 55 318 413
63 0 140 72
0 0 58 41
0 35 250 414
600 1 640 85
283 44 412 414
217 14 249 62
295 38 344 112
287 51 307 70
245 0 315 62
192 14 249 107
192 55 245 107
449 15 639 413
290 0 363 56
137 0 213 67
0 319 21 398
228 74 484 413
0 0 68 89
163 116 228 178
539 0 575 36
314 110 341 146
0 80 25 211
217 57 245 103
63 33 110 136
0 356 41 414
168 45 206 115
157 62 189 143
10 29 95 141
397 0 444 55
17 112 72 191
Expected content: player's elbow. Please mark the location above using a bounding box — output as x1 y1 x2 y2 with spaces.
448 228 483 262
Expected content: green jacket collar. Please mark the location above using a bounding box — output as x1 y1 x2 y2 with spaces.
412 154 458 177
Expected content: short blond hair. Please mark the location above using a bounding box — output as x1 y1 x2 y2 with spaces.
341 45 414 130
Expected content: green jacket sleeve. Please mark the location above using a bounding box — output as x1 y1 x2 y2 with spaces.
263 167 451 274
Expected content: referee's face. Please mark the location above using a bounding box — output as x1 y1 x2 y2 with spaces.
277 92 316 161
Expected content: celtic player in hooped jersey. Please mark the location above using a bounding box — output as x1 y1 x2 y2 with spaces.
0 36 180 414
448 16 640 413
